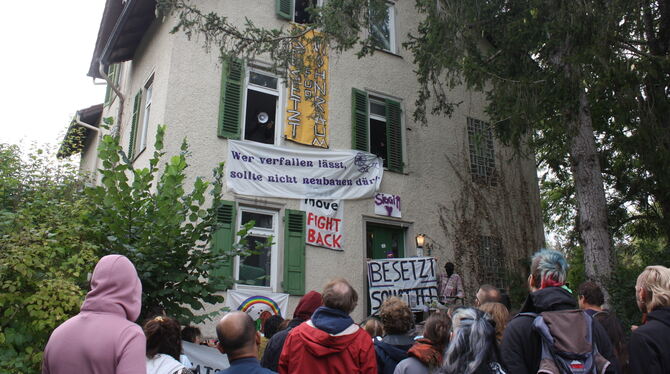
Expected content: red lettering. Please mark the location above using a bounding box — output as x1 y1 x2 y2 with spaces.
332 234 341 248
307 212 317 226
307 228 317 243
315 231 325 245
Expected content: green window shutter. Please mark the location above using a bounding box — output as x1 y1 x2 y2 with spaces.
351 88 369 151
283 209 306 295
385 99 403 173
104 64 117 106
211 201 237 283
127 90 142 160
218 58 244 139
276 0 293 20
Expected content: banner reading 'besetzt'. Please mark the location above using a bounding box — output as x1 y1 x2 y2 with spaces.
226 140 383 200
367 257 439 314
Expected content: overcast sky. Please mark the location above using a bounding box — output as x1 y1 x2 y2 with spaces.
0 0 106 149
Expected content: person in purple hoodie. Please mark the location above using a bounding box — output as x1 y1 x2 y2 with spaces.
42 254 146 374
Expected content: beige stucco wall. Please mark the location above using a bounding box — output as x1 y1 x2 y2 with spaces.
94 1 544 336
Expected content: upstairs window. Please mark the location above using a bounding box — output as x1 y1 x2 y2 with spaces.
467 117 497 186
369 2 396 53
477 236 506 289
276 0 320 24
351 88 403 173
218 59 284 145
104 63 121 106
127 75 154 160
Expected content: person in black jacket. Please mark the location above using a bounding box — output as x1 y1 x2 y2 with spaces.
260 290 322 371
629 265 670 374
374 297 415 374
500 249 619 374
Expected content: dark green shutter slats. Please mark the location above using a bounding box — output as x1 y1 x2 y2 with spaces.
283 209 306 295
386 99 403 173
276 0 293 20
218 58 244 139
212 201 236 283
128 90 142 160
351 88 369 151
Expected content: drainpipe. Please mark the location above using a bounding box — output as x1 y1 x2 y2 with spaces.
74 112 103 184
99 62 125 134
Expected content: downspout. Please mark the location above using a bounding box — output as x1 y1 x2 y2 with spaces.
74 112 103 183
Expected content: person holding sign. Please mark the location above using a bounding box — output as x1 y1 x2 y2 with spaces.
437 262 464 305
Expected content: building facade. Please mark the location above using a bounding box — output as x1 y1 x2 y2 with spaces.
64 0 544 333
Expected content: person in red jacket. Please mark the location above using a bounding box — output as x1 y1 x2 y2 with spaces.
278 278 377 374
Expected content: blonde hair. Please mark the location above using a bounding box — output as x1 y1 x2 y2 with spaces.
362 318 384 338
479 302 509 344
637 265 670 311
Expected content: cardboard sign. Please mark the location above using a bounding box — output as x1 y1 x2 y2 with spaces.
366 257 439 314
284 28 330 148
226 140 383 200
300 198 343 250
374 193 401 218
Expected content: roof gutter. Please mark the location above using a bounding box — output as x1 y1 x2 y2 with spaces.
75 113 101 133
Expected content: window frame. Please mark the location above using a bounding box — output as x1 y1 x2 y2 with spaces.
287 0 324 23
369 1 397 54
240 67 285 146
363 90 404 173
467 117 497 186
138 75 154 153
234 206 280 292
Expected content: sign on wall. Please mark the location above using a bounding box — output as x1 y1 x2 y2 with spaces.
226 140 383 199
226 289 289 320
374 193 401 218
300 198 343 251
366 257 439 314
284 28 329 148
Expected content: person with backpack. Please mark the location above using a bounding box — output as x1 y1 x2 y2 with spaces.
500 249 619 374
629 265 670 374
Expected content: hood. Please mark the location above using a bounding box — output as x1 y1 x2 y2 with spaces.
81 254 142 321
647 306 670 328
520 286 576 313
311 306 354 334
297 321 361 357
376 340 411 362
293 290 322 320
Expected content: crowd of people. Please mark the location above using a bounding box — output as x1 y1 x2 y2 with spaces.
41 250 670 374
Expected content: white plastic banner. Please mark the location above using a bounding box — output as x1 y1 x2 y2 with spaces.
366 257 439 314
226 289 289 319
226 140 383 199
374 193 401 218
300 199 344 250
182 341 228 374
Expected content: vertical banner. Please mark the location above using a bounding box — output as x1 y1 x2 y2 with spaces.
374 193 401 218
366 257 439 314
284 28 329 148
300 199 344 251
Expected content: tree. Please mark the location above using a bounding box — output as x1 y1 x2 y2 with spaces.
0 144 98 372
86 122 246 323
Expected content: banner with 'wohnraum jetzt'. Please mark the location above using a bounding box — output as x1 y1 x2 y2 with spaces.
226 140 383 200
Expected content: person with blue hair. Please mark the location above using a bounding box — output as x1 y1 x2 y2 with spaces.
500 249 619 374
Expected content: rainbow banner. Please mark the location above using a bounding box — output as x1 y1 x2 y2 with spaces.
226 289 289 321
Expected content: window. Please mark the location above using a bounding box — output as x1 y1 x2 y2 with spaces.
127 75 153 160
467 117 497 186
351 88 403 172
218 59 284 145
276 0 321 24
104 63 121 106
211 202 307 295
236 208 278 289
369 2 396 53
477 236 506 289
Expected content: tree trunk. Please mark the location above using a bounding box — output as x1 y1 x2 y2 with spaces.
568 87 613 303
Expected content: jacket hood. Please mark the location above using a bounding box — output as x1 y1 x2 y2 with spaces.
296 321 362 357
311 306 354 334
648 306 670 328
520 286 576 313
376 340 412 362
293 290 322 320
80 255 142 321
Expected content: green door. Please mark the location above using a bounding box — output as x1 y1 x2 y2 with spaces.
366 223 405 259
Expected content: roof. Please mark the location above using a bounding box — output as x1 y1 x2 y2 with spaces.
88 0 157 79
57 104 104 159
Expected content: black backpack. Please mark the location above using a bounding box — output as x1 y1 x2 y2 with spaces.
519 310 611 374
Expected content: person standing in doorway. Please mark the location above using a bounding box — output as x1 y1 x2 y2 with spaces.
437 262 464 305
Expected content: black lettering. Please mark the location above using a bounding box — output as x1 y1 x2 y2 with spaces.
381 261 392 282
400 260 411 281
391 261 402 281
368 262 382 283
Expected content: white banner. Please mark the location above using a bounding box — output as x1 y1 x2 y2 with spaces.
226 289 289 320
374 193 401 218
226 140 383 199
182 341 228 374
366 257 439 314
300 199 344 250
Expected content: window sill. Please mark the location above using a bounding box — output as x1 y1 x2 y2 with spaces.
373 47 403 59
131 146 146 163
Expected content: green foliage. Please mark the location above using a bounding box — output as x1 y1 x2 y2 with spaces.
0 144 98 372
86 123 236 323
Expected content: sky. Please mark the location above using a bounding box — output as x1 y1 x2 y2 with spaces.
0 0 106 149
